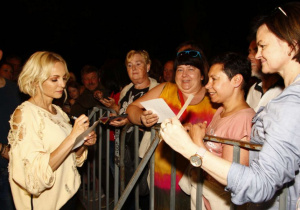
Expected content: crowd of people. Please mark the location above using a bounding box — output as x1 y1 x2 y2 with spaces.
1 1 300 210
160 2 300 210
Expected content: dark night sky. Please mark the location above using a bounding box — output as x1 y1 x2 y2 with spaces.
0 0 294 79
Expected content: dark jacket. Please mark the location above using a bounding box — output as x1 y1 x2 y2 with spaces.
70 85 109 117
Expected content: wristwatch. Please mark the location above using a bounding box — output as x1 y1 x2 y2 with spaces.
190 147 207 167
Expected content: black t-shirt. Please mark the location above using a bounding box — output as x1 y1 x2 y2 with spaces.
118 85 149 157
119 85 149 115
119 85 150 191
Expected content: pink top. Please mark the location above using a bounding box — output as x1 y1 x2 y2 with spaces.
205 106 255 157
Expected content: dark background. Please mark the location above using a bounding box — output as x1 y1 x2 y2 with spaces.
0 0 294 80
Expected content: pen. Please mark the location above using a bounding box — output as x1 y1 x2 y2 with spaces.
70 116 78 120
70 116 89 123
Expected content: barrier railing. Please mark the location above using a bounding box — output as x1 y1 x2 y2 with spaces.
78 106 117 210
77 107 287 210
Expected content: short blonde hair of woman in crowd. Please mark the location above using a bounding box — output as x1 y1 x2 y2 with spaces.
18 51 70 98
125 50 152 67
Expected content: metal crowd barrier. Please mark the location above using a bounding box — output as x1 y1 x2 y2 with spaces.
77 106 288 210
78 106 117 210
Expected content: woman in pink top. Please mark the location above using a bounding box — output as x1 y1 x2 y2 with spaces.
180 52 255 210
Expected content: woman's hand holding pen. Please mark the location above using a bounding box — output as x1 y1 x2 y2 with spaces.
71 115 97 146
50 114 93 171
70 115 89 141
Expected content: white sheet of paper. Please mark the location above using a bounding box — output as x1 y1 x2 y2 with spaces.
73 120 99 150
140 98 176 123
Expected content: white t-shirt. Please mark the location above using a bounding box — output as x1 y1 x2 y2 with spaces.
246 81 283 112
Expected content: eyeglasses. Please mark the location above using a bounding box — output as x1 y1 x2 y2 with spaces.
177 50 202 58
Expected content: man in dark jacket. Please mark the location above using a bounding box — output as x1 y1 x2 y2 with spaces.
70 65 109 117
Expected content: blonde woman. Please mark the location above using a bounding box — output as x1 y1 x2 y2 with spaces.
8 51 97 210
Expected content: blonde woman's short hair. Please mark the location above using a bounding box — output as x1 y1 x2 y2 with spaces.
18 51 69 97
125 50 151 67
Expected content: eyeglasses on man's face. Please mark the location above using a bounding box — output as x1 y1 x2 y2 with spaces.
177 50 202 58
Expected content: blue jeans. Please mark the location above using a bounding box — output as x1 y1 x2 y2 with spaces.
0 168 15 210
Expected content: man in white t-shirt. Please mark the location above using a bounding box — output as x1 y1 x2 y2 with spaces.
246 39 284 112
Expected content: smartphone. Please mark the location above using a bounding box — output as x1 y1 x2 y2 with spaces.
99 114 128 124
109 114 128 122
